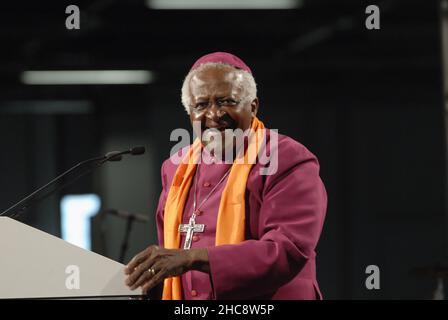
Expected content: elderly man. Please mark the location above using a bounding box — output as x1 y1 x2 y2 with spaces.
124 52 327 300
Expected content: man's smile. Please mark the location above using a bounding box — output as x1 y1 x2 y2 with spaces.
204 120 235 132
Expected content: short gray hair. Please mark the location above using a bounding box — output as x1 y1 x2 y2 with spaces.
181 62 257 114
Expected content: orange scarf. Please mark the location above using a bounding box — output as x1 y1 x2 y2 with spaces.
162 117 265 300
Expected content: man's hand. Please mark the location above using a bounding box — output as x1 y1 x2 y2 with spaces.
124 245 209 294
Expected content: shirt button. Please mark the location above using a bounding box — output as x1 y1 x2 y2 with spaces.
203 181 211 187
191 290 198 297
192 235 200 242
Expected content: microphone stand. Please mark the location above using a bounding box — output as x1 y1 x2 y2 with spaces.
101 209 148 263
119 215 135 264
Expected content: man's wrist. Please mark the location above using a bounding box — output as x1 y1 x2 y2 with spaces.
187 248 210 273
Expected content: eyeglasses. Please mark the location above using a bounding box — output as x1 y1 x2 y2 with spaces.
191 98 242 111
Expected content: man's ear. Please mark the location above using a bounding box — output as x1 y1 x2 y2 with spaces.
251 98 259 116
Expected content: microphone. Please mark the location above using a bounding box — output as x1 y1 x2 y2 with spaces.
104 151 123 161
0 146 146 218
130 146 145 155
104 209 149 223
104 146 145 160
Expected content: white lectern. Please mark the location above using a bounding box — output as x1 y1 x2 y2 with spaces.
0 217 136 299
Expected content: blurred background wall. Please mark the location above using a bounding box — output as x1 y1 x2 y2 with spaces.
0 0 446 299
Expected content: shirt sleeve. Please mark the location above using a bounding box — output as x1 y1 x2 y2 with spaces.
206 144 327 299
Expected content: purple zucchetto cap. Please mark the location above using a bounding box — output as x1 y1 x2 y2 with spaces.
190 52 252 74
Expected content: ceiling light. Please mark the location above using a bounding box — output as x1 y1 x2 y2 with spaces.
21 70 154 85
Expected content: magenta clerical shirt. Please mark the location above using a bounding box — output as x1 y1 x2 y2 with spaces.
155 131 327 300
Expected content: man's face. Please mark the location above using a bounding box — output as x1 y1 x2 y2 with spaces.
188 66 258 154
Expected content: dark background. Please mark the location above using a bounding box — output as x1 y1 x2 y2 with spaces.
0 0 446 299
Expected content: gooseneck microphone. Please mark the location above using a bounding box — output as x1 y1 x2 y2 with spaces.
0 146 146 219
105 146 145 160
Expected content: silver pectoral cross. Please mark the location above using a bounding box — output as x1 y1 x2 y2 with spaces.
178 212 205 250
